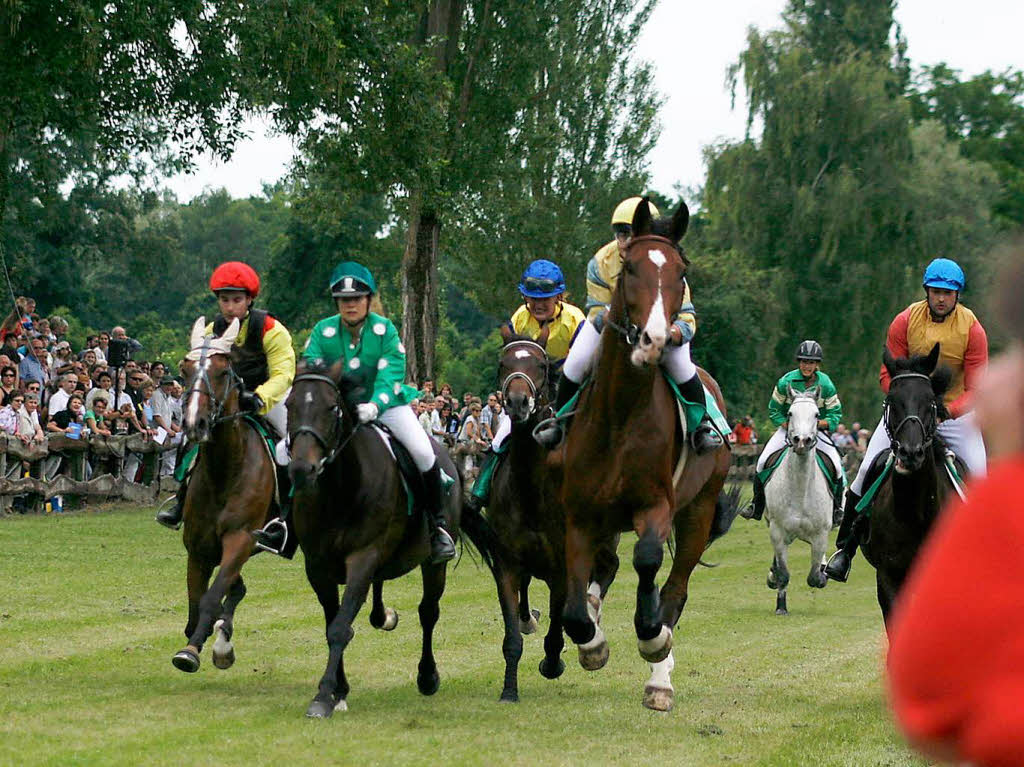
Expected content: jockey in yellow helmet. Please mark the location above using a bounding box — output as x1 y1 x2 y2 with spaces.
467 259 585 510
534 197 723 453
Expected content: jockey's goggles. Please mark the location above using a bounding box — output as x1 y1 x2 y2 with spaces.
520 277 563 296
612 224 631 238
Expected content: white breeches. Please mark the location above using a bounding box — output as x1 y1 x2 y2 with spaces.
562 319 697 385
756 426 843 475
379 404 437 472
851 412 987 495
264 390 289 439
491 415 512 451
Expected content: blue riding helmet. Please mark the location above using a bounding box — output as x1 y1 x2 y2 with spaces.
518 259 566 299
923 258 965 291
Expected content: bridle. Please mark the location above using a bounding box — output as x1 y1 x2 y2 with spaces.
186 337 243 429
884 372 938 453
605 235 685 347
785 395 821 448
498 340 550 414
288 372 360 475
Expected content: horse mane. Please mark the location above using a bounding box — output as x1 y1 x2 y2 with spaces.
297 359 364 409
645 216 691 267
503 330 536 346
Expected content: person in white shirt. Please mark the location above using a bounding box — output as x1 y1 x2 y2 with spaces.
47 373 78 418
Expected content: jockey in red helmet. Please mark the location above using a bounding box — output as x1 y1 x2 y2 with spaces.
156 261 295 530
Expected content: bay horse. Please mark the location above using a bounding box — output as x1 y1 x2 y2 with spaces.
558 199 733 711
172 317 277 673
483 325 619 702
286 362 495 717
860 344 962 625
763 388 831 615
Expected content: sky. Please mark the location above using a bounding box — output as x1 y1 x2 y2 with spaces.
163 0 1024 202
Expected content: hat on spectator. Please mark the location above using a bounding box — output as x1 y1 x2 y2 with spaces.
210 261 260 297
55 341 71 351
159 375 175 385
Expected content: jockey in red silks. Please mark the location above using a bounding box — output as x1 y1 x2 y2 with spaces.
825 257 989 582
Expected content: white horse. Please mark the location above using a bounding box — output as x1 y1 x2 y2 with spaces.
763 388 832 615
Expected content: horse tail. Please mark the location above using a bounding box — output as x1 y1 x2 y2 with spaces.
458 502 500 572
706 482 743 550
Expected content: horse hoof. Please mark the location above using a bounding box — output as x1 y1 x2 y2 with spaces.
520 613 540 635
638 626 672 664
498 690 519 703
775 608 789 616
539 656 565 680
172 646 200 673
306 698 335 719
417 671 441 696
642 684 674 712
211 621 235 670
381 608 399 631
577 627 609 671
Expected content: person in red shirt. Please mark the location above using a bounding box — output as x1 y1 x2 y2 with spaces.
887 255 1024 767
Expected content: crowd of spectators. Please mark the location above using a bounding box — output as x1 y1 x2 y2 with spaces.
0 297 183 483
728 414 871 450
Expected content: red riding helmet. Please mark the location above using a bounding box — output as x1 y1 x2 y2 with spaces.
210 261 260 298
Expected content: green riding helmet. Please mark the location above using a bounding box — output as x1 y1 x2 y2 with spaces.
329 261 377 297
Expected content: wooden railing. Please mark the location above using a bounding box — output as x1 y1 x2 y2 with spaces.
0 433 178 513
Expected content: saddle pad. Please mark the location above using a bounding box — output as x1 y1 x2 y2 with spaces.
757 445 844 499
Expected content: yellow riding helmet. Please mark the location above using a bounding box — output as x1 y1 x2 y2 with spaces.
611 197 661 227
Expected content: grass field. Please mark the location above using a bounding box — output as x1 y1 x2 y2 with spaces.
0 502 923 767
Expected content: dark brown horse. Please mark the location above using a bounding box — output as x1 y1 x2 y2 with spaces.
483 325 619 702
860 344 962 625
172 317 277 673
287 362 495 717
558 200 733 711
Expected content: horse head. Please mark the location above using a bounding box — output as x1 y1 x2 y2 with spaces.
183 316 240 443
612 198 690 367
882 343 952 473
498 323 551 423
786 385 821 455
286 359 360 489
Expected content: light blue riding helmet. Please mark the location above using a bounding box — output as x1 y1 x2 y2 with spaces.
923 258 965 291
518 259 566 299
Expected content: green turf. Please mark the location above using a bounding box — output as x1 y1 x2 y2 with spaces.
0 503 922 767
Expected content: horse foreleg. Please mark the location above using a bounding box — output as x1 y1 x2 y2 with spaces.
417 562 447 697
212 576 246 670
368 579 399 631
768 525 791 616
634 504 671 663
174 531 251 673
539 574 566 681
519 575 540 634
184 555 213 640
306 551 377 718
563 523 607 671
493 565 524 702
807 528 828 589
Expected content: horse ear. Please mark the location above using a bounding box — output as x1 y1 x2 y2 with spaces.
631 197 654 237
882 346 897 376
808 384 820 400
189 317 206 350
786 382 794 400
536 323 551 349
500 323 513 344
221 318 240 346
669 201 690 243
924 342 941 374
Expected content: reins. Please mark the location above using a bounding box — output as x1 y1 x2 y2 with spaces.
606 235 685 348
289 372 361 475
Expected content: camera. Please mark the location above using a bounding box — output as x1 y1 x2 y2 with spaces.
107 338 131 368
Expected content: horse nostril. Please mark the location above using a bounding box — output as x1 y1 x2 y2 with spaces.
642 331 652 346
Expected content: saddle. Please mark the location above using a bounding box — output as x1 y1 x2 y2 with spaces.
370 424 431 517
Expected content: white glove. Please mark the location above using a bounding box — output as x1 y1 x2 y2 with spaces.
356 402 379 423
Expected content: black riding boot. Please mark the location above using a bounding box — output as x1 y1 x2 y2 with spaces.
677 372 724 455
156 474 188 529
423 464 456 564
741 475 766 521
533 374 581 449
824 490 864 583
252 466 295 558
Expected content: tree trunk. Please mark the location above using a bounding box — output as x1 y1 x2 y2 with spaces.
401 193 440 384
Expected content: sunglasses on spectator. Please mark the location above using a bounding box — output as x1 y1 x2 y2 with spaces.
1 373 13 378
521 277 561 294
11 398 23 404
26 384 39 390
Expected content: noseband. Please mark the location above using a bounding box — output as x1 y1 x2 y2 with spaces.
186 338 242 428
289 372 359 475
498 340 549 413
884 372 938 453
605 235 684 347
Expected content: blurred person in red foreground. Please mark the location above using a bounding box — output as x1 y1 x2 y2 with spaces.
888 253 1024 767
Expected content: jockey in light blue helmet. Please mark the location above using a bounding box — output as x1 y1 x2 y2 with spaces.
923 258 966 292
